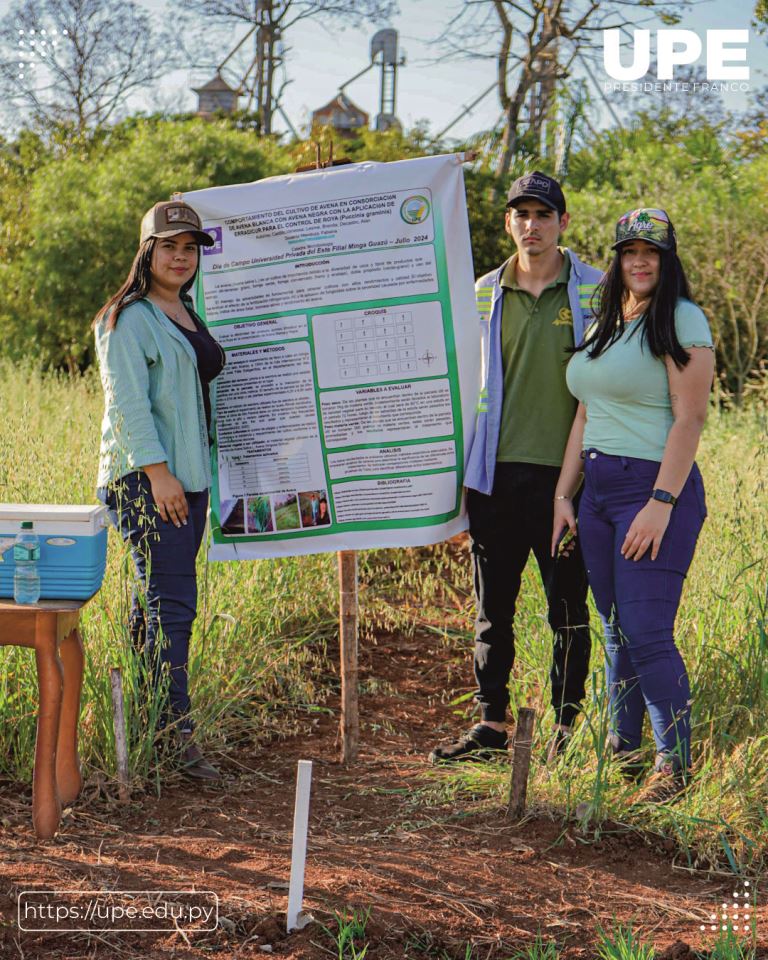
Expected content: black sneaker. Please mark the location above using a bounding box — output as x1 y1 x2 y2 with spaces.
429 724 509 764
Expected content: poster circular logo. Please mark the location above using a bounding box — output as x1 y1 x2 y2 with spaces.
400 195 430 224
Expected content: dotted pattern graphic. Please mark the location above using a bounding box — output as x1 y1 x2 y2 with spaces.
335 311 418 379
699 880 753 934
17 28 68 81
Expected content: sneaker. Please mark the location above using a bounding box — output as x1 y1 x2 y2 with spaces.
429 724 509 764
629 757 687 805
545 724 573 764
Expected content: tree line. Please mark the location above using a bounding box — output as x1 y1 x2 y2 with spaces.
0 108 765 403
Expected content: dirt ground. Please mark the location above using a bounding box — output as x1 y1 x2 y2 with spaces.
1 631 765 960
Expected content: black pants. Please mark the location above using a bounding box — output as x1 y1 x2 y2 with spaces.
468 462 591 727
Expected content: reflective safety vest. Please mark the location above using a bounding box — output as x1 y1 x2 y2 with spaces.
464 249 602 495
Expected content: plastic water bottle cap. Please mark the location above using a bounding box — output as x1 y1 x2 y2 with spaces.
21 521 33 530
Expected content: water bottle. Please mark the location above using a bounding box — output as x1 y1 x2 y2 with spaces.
13 521 41 605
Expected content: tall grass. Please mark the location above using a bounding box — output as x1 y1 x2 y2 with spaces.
0 360 337 787
361 397 768 873
0 359 766 879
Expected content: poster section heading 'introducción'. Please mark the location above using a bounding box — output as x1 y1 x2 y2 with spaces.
184 153 480 559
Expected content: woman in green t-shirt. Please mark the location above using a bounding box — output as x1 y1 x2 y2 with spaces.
551 208 715 804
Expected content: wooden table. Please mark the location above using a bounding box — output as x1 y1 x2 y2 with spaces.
0 600 85 839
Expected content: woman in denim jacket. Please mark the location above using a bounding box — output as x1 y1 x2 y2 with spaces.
94 200 225 780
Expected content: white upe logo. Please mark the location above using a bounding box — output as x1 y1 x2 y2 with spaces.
603 29 750 81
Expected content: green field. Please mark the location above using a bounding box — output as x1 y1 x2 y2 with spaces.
0 359 766 876
274 497 301 531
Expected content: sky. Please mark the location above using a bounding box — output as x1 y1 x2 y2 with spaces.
2 0 764 139
138 0 766 138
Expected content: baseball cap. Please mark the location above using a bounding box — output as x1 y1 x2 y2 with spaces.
506 171 566 215
612 208 676 251
140 201 215 247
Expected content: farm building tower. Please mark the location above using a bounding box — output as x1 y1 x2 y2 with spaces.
193 72 241 117
311 94 369 136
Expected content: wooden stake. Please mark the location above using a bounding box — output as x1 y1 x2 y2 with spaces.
507 707 536 819
338 550 359 763
293 146 358 765
109 667 130 804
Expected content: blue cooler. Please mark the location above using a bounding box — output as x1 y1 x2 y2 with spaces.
0 504 108 601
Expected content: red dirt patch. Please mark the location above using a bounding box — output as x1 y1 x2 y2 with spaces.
1 630 765 958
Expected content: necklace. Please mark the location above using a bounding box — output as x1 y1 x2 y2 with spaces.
149 295 189 326
623 296 649 323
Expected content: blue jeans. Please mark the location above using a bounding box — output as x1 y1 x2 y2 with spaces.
98 472 209 732
577 450 706 769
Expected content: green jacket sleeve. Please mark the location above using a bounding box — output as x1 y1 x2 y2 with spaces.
95 307 168 470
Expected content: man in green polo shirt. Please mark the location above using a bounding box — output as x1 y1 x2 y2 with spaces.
430 172 601 764
497 249 578 464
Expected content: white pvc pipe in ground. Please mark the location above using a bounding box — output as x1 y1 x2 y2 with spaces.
286 760 313 932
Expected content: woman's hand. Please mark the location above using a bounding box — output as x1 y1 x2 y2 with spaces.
143 462 188 527
551 498 577 558
621 500 672 561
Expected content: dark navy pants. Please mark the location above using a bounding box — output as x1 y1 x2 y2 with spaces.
578 450 706 769
468 462 592 727
98 472 209 732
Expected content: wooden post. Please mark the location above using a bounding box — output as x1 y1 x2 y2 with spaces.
507 707 536 819
109 667 130 804
338 550 359 763
292 146 359 764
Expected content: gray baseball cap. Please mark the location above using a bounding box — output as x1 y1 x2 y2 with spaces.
140 201 215 246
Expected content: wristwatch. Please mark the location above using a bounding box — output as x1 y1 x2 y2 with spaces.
651 488 677 507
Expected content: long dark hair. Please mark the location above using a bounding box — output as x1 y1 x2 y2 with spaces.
93 237 198 331
575 246 695 369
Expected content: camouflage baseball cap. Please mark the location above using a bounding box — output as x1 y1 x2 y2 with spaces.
140 200 215 246
612 208 676 251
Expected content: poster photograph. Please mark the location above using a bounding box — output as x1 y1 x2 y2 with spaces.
0 0 766 958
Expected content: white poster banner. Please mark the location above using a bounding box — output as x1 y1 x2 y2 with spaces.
183 153 480 559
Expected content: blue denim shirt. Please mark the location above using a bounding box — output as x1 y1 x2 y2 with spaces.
464 248 602 495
